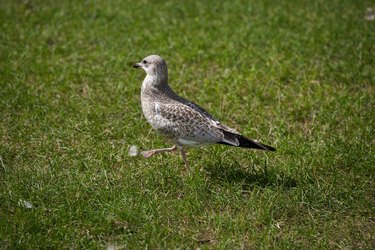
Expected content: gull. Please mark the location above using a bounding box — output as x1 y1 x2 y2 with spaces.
133 55 275 168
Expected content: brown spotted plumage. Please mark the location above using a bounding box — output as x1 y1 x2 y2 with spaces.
133 55 275 168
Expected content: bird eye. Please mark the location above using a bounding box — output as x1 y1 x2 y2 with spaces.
143 60 147 64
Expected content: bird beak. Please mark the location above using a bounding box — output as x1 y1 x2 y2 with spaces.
133 63 141 68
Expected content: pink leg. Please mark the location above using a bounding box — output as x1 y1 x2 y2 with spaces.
140 145 177 158
180 147 189 169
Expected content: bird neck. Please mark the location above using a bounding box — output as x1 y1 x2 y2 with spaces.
148 71 169 85
142 74 171 94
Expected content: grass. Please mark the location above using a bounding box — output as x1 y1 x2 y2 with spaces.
0 0 374 248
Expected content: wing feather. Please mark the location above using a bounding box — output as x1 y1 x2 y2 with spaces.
153 102 224 144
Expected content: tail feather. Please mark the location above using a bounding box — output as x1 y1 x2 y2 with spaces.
219 132 276 151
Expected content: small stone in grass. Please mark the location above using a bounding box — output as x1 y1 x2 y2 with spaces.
18 199 33 209
365 7 375 21
128 145 139 156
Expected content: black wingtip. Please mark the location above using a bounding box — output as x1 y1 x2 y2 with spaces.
262 144 276 152
219 133 276 152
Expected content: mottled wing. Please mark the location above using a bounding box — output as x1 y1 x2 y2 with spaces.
153 102 225 145
173 95 241 135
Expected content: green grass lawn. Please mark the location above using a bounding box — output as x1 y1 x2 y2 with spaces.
1 0 374 248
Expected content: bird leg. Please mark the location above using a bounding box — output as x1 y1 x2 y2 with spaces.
140 145 177 158
179 147 189 169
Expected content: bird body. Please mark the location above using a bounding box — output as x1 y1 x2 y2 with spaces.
134 55 275 167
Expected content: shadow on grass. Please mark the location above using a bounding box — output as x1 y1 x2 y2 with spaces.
204 163 297 190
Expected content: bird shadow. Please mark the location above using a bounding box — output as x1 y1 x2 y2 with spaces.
203 161 297 190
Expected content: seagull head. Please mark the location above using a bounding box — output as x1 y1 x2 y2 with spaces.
133 55 168 80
